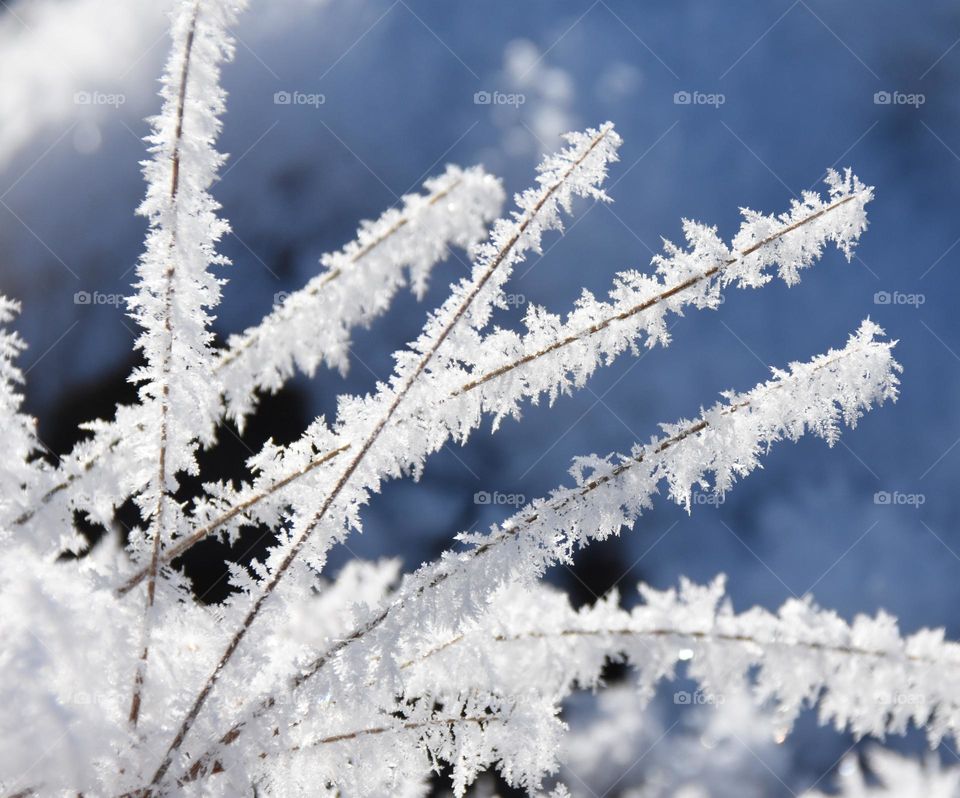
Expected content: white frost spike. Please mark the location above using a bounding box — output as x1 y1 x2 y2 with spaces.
650 318 900 511
732 168 872 286
218 164 504 425
406 577 960 758
455 169 873 428
0 298 41 541
451 122 621 334
130 126 624 787
127 0 244 487
123 0 247 732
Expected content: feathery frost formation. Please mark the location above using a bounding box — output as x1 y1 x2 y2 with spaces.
0 1 945 795
122 0 250 731
0 300 38 539
125 122 624 593
434 576 960 751
254 322 898 726
128 122 625 791
218 164 505 424
461 168 872 425
21 157 502 549
121 163 873 593
128 0 242 488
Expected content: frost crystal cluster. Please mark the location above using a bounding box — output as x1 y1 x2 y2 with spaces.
1 2 948 797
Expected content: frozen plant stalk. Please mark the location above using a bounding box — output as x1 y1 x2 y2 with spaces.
0 2 931 797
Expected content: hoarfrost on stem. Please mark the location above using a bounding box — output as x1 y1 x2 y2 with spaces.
0 1 940 796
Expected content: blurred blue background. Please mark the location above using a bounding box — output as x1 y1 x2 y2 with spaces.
1 0 958 792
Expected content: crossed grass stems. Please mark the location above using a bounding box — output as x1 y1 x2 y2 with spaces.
14 8 868 791
115 190 860 596
14 156 860 795
119 195 861 794
11 141 872 798
155 329 877 789
16 149 863 795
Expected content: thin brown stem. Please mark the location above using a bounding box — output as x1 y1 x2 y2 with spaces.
115 444 351 596
140 713 497 793
191 600 927 786
407 624 950 673
295 713 492 749
455 192 858 395
144 125 618 791
127 0 201 730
